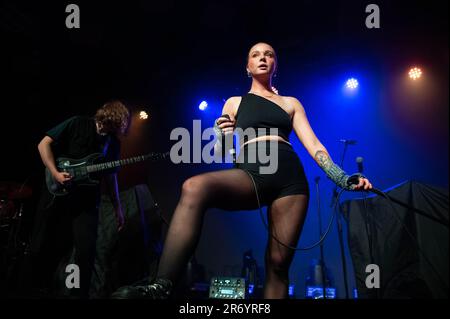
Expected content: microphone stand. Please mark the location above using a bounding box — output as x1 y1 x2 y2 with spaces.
330 141 351 299
315 177 327 299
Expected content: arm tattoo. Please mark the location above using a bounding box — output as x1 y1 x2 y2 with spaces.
315 150 350 189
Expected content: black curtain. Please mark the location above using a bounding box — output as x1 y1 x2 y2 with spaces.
341 181 449 299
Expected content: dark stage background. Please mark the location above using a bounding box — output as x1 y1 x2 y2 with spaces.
1 0 448 298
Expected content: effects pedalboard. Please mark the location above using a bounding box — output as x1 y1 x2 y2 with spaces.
209 277 246 299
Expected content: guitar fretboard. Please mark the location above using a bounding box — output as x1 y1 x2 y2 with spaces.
86 153 167 173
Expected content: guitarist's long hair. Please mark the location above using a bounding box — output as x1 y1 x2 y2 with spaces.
95 100 131 136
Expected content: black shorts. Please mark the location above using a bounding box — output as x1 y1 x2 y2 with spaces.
234 140 309 206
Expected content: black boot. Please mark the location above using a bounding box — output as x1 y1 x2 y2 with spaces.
110 278 173 299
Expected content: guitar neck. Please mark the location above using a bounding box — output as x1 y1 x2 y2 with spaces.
86 153 166 174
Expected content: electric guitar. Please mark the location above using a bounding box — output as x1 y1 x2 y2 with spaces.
46 151 170 196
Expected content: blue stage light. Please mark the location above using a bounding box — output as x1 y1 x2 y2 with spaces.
199 101 208 111
248 284 254 295
346 78 359 89
306 286 336 299
288 284 295 297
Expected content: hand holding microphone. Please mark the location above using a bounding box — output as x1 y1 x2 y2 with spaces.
346 156 373 191
214 114 236 162
215 114 235 136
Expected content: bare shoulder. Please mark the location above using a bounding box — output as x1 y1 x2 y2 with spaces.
225 96 242 106
283 96 304 108
223 96 242 117
280 96 305 115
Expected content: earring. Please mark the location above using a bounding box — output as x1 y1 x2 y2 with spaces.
273 72 277 78
247 70 251 78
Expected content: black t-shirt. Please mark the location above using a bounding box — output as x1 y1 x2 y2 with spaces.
43 116 121 205
46 115 120 162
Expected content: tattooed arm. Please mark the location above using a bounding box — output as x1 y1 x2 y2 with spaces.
313 149 372 190
289 97 373 191
314 150 353 188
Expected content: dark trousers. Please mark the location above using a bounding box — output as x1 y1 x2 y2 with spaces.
23 185 99 298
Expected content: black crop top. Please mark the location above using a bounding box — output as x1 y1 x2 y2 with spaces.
234 93 293 145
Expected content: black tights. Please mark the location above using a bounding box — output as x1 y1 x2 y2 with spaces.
157 168 309 299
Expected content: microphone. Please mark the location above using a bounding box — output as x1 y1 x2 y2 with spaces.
356 156 364 173
339 139 357 145
346 156 365 189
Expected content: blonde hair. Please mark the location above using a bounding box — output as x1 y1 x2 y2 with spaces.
95 100 130 135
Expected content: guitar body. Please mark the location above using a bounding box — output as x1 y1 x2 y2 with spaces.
45 153 104 196
45 151 169 196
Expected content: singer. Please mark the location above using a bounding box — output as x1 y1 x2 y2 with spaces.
112 42 372 299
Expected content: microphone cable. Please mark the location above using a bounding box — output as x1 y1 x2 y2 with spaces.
242 168 344 251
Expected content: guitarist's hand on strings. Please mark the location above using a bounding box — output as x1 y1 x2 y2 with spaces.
53 171 72 185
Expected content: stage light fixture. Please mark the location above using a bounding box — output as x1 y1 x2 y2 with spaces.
346 78 359 89
139 111 149 120
409 67 422 80
199 101 208 111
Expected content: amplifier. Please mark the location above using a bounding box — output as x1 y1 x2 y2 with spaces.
209 277 246 299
